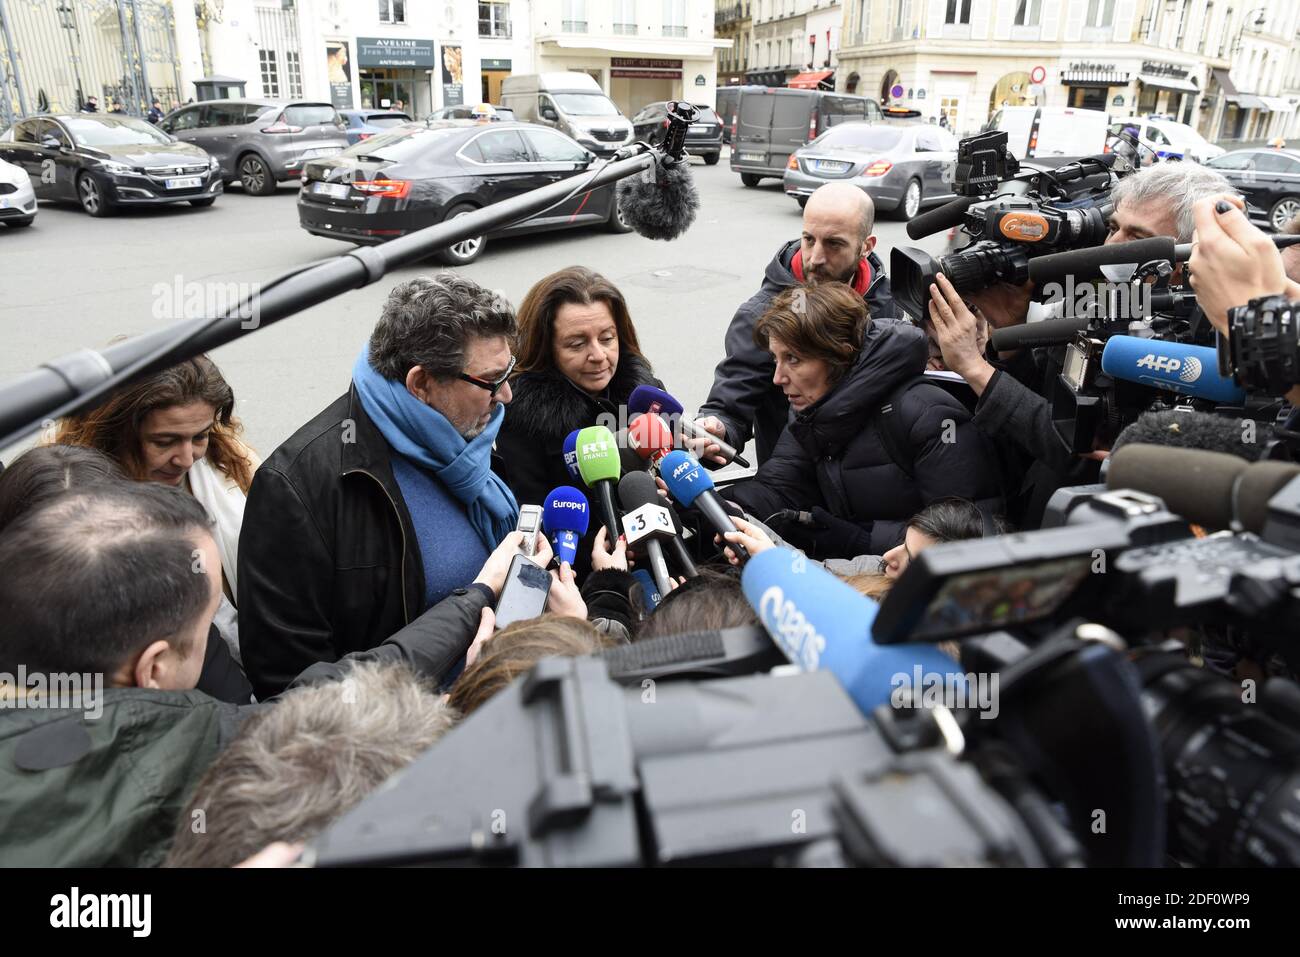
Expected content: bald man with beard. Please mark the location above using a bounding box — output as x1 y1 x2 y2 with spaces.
692 182 899 466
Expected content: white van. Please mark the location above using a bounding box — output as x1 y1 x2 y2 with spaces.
987 105 1111 160
500 72 633 156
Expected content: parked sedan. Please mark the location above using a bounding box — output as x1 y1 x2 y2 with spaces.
427 105 517 122
631 102 723 165
783 121 959 219
1208 148 1300 231
0 114 220 216
0 156 37 227
297 121 631 265
339 110 411 145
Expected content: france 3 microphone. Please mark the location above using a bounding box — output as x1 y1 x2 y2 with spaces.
617 471 675 596
1100 336 1246 405
574 425 623 544
627 384 751 469
741 547 966 715
562 429 583 484
542 486 590 566
658 449 748 562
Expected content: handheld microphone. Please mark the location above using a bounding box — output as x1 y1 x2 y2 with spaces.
562 429 583 484
1100 336 1246 405
628 384 750 468
542 486 590 566
1112 409 1269 462
659 450 748 562
627 412 675 469
989 315 1089 351
666 506 699 579
615 157 699 241
575 425 623 545
617 471 676 597
630 568 662 612
741 548 967 716
614 427 648 475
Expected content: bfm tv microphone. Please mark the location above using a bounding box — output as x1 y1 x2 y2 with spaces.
627 385 751 468
562 429 583 484
1100 336 1246 405
741 548 967 716
575 425 623 545
542 486 590 566
617 471 676 597
659 450 748 562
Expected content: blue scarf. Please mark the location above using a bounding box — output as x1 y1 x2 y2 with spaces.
352 346 518 551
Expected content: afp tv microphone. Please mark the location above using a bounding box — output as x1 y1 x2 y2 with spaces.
659 450 748 561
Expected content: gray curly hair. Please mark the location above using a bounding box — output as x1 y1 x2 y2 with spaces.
368 272 516 381
1108 161 1239 243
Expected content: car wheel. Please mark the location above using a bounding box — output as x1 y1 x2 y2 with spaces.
435 204 485 265
1270 196 1300 232
896 179 922 220
605 194 633 233
741 173 762 187
704 152 720 166
238 154 276 196
77 173 112 217
189 197 217 208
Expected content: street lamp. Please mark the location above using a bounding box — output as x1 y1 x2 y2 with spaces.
1232 7 1267 57
55 1 85 111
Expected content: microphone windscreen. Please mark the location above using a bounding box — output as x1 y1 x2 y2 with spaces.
906 195 977 240
575 425 621 485
542 485 590 537
562 429 583 483
989 315 1089 351
616 159 699 241
1237 462 1300 534
741 548 965 715
1111 410 1268 461
658 450 714 507
1101 336 1246 405
1106 444 1247 528
627 413 674 461
617 470 661 510
627 384 684 418
1027 237 1176 287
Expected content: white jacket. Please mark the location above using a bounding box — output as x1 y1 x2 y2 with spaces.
188 449 258 661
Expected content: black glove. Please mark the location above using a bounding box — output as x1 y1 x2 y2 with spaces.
805 506 874 560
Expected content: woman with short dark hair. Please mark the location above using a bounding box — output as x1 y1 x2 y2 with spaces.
725 282 1004 558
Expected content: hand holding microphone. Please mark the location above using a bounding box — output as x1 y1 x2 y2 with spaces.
683 415 730 467
590 526 629 572
717 515 776 567
659 449 749 562
627 385 750 468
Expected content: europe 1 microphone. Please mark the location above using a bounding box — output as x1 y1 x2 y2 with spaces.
659 450 749 562
543 486 591 566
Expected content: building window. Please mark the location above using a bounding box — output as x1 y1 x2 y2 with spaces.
786 37 794 65
259 49 279 97
1085 0 1114 27
1014 0 1041 27
1219 5 1232 57
478 2 511 38
1198 2 1213 52
662 0 686 37
377 0 405 24
741 31 748 68
562 0 586 32
613 0 636 34
284 51 302 98
945 0 971 25
856 0 870 44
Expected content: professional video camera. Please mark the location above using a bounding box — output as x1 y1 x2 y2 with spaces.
1221 295 1300 398
889 128 1137 322
870 450 1300 866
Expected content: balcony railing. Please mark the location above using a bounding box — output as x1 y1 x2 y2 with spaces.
562 19 587 32
662 25 687 37
612 22 636 34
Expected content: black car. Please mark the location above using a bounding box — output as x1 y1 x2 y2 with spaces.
631 102 723 165
0 114 221 216
297 121 631 265
1207 148 1300 232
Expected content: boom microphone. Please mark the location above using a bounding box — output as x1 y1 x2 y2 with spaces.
628 385 750 468
616 160 699 241
542 486 590 566
1111 409 1270 461
659 450 748 562
905 195 979 240
1101 336 1246 405
990 315 1089 351
741 547 967 716
575 425 623 545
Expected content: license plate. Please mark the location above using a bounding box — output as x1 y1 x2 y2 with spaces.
739 152 764 162
814 160 849 173
303 147 341 158
690 124 710 133
164 176 202 189
313 181 351 199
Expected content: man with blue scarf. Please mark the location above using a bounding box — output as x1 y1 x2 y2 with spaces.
238 275 521 699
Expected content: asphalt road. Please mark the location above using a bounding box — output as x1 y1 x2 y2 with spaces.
0 148 951 462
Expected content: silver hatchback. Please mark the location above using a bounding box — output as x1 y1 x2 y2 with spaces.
783 121 959 220
159 100 349 195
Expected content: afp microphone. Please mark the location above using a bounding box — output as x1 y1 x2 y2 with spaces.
542 486 590 566
741 547 968 716
1100 336 1246 405
627 384 750 468
575 425 623 544
659 450 748 561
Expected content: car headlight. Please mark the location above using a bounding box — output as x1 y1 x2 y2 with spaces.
100 160 133 175
208 156 219 170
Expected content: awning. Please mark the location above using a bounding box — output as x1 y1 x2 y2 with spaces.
1227 93 1267 109
1211 68 1238 96
788 70 833 89
1060 69 1130 87
1136 72 1199 95
1260 96 1294 113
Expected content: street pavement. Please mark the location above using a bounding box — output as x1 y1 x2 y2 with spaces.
0 147 951 462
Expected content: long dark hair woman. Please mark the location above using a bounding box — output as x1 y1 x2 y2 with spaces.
496 265 662 512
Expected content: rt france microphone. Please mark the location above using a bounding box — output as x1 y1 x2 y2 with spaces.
1100 336 1246 405
575 425 623 545
659 450 748 561
741 547 968 716
542 486 590 566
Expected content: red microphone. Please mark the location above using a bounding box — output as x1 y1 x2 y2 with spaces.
627 413 674 469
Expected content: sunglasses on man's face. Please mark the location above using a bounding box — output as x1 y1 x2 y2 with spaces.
457 355 516 396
